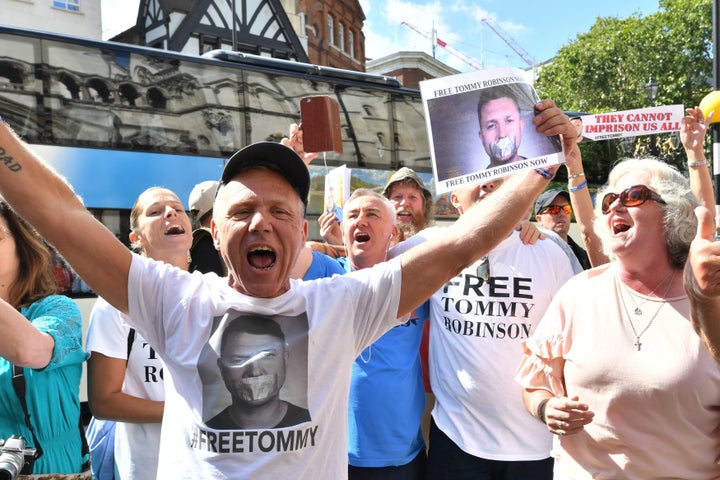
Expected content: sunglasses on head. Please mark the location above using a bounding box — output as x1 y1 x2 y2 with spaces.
601 184 665 215
539 204 572 215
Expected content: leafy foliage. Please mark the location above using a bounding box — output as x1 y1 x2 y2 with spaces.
535 0 713 182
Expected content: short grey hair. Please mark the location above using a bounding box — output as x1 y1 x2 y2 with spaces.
593 157 698 268
343 188 397 224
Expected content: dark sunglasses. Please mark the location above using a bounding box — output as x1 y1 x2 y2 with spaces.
601 184 665 215
539 204 572 215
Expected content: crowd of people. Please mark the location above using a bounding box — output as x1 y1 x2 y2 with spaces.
0 94 718 480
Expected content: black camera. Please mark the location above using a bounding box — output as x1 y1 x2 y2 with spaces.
0 436 36 480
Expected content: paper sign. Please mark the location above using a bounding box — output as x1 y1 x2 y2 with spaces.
578 105 685 141
323 165 350 222
419 67 564 195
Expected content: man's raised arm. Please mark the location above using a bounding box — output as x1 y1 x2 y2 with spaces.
396 100 577 316
0 120 131 312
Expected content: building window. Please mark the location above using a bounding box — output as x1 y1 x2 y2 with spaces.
348 30 354 58
338 23 344 51
327 14 334 45
201 36 220 54
53 0 80 11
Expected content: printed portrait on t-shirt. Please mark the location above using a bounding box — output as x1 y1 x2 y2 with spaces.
197 310 311 430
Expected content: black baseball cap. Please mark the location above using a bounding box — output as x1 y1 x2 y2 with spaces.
220 142 310 208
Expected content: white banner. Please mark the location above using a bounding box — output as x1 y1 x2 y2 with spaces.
579 105 685 142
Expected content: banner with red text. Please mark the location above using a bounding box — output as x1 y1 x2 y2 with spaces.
578 105 685 142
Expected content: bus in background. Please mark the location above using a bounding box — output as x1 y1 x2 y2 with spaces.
0 26 432 235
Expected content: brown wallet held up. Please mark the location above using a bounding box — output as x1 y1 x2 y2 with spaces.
300 96 343 154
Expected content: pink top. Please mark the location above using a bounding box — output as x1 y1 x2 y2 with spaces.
516 263 720 479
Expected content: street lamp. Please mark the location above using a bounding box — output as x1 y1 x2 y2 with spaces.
644 76 659 105
644 76 659 156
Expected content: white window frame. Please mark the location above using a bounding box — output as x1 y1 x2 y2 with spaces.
338 22 344 51
327 14 334 46
53 0 80 11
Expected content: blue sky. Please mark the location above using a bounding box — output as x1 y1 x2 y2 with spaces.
101 0 661 72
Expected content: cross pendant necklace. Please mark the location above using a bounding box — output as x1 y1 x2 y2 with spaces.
617 271 675 351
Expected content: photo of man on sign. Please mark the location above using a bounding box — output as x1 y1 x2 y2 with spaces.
420 68 564 194
476 83 530 169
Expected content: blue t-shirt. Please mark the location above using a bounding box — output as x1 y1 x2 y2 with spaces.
339 257 430 467
0 295 88 474
302 251 345 281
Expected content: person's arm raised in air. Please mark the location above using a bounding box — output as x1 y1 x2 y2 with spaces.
280 123 318 166
682 107 715 228
565 143 609 267
396 100 577 316
0 120 132 313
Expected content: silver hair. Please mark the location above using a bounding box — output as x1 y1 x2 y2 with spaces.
593 157 698 268
343 188 397 224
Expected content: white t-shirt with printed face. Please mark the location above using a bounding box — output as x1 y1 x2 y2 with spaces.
126 255 403 479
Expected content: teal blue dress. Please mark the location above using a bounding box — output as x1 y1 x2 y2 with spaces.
0 295 88 474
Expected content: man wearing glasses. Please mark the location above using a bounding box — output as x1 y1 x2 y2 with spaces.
534 189 591 270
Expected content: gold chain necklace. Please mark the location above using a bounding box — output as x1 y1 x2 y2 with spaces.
617 272 675 351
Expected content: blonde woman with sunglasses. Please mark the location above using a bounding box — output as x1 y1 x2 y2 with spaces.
517 108 720 478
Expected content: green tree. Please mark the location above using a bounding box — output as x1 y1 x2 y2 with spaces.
535 0 713 182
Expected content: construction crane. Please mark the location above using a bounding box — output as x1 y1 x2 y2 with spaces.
400 21 483 71
480 17 535 68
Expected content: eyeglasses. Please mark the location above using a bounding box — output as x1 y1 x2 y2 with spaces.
601 184 666 215
539 204 572 215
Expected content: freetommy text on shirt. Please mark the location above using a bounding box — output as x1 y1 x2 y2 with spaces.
190 425 319 453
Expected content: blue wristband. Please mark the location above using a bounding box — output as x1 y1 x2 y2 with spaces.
535 168 554 180
569 180 588 192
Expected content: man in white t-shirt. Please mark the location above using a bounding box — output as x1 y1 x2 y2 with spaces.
0 100 577 479
393 176 574 480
